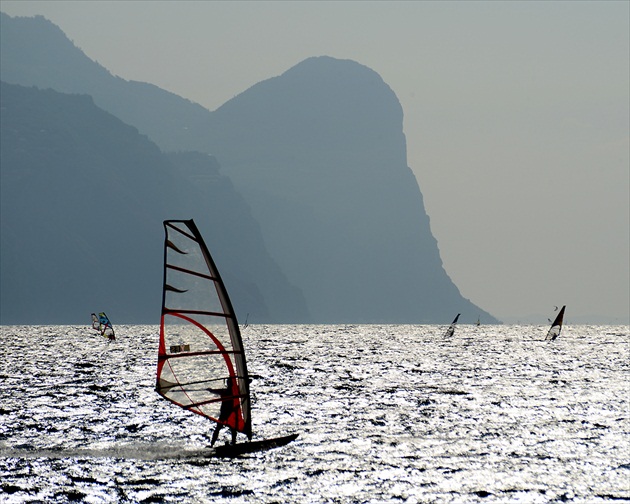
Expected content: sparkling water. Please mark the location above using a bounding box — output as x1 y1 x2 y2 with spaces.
1 324 628 503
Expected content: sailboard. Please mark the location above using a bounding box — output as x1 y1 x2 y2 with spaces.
91 312 115 340
213 433 299 458
156 219 297 457
545 305 566 341
444 313 460 337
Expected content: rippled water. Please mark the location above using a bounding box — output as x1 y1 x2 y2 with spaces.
1 324 628 503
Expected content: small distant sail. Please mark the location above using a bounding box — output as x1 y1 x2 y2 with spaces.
444 313 460 337
476 316 480 327
545 305 566 341
91 312 115 340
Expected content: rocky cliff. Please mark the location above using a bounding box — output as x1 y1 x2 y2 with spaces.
200 56 496 322
0 82 307 323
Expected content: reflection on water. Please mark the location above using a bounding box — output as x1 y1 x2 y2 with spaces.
0 324 628 503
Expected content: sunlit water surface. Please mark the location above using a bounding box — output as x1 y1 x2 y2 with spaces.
1 324 628 503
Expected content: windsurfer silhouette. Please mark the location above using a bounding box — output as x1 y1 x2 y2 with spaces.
209 377 238 446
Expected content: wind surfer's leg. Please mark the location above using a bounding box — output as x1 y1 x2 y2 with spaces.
230 428 237 445
210 423 223 446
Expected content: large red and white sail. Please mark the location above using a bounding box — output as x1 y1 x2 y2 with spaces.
156 220 252 439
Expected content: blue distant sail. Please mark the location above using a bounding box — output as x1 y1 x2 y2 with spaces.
91 312 116 340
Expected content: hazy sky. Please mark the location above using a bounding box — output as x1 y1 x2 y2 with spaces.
2 1 628 323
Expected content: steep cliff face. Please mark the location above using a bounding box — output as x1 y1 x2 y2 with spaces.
1 13 498 323
0 83 308 324
203 57 497 323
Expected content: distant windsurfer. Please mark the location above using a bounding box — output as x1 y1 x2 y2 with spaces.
209 377 238 446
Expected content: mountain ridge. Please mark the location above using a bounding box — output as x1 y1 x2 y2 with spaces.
200 55 496 323
0 81 308 324
0 12 499 324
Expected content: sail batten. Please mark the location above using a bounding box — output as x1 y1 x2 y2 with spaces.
166 263 218 281
158 349 244 360
165 221 197 241
162 308 233 318
156 219 252 439
184 394 248 409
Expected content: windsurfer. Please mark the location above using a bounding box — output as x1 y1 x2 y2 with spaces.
209 377 238 446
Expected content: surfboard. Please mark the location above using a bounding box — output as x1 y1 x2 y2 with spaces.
213 433 299 458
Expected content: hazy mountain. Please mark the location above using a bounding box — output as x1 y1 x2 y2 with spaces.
0 12 499 323
0 12 209 152
199 57 498 323
0 82 308 324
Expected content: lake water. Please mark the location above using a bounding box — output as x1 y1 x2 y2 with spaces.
1 324 628 503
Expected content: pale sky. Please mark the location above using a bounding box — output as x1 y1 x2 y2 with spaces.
2 1 629 323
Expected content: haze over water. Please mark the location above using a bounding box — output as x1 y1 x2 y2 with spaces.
1 324 628 503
